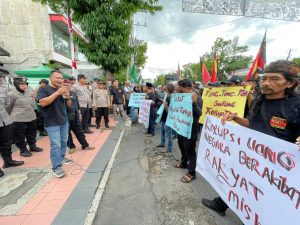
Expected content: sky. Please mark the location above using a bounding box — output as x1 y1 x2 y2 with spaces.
134 0 300 80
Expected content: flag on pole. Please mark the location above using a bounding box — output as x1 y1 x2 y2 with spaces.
176 62 181 81
202 63 211 86
211 53 218 82
246 31 266 81
130 64 138 83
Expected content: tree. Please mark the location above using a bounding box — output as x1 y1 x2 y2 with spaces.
136 42 148 69
154 74 166 86
34 0 161 80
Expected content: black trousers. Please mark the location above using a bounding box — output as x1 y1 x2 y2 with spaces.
0 124 13 161
95 107 109 125
80 107 90 131
35 110 45 132
88 107 93 125
13 120 37 151
125 100 130 114
177 125 199 176
68 119 89 149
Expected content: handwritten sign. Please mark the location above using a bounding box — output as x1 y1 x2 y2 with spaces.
138 100 152 128
155 95 167 123
199 86 251 124
128 93 146 108
166 93 193 139
197 115 300 225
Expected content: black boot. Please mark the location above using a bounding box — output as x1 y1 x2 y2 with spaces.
201 198 226 217
20 148 32 157
3 159 24 168
96 124 100 129
105 122 109 128
30 145 43 152
0 168 4 177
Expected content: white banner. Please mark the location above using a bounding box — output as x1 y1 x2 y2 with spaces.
197 115 300 225
138 100 152 128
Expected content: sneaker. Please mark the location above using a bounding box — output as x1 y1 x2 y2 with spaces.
62 157 73 164
53 167 65 178
68 147 76 154
82 146 95 150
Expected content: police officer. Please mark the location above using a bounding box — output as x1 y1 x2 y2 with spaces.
201 60 300 220
0 74 24 177
8 76 43 157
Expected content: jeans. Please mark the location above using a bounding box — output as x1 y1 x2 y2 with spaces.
46 122 69 170
130 107 136 121
160 122 173 152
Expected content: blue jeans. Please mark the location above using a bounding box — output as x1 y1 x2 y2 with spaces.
160 121 173 152
130 107 136 121
46 122 69 170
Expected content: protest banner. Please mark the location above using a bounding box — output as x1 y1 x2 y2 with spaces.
138 100 152 128
155 95 167 123
128 93 146 108
199 86 251 124
197 115 300 225
166 93 193 139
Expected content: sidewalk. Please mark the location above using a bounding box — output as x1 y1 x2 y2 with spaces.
0 117 118 225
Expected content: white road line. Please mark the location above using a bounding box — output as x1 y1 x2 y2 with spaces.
84 130 125 225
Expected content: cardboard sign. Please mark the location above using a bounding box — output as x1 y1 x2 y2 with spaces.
166 93 193 139
138 100 152 128
128 93 146 108
197 115 300 225
200 86 251 124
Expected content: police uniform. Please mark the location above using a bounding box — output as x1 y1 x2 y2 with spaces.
0 76 24 176
8 76 43 157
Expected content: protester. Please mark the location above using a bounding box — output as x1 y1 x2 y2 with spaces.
156 83 175 153
174 79 202 183
93 80 110 129
0 74 24 177
37 70 71 178
62 80 95 154
71 74 93 134
221 75 243 86
157 85 166 99
144 82 161 137
123 81 133 115
7 76 43 157
201 60 300 217
110 80 127 121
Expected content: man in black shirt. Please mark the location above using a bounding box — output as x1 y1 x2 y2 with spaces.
37 70 70 178
201 60 300 219
110 80 127 120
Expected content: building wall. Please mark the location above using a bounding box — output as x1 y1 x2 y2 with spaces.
0 0 53 76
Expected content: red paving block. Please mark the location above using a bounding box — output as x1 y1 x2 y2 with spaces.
0 215 28 225
21 213 56 225
44 191 70 201
31 199 65 214
17 192 47 215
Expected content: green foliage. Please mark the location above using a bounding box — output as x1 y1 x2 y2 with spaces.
292 58 300 66
136 42 148 69
47 62 62 70
154 74 166 86
181 37 252 82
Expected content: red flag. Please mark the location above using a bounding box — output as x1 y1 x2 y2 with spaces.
176 62 181 80
72 60 77 69
68 16 73 33
211 53 218 82
202 63 211 86
246 31 266 81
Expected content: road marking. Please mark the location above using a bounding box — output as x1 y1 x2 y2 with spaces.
84 130 125 225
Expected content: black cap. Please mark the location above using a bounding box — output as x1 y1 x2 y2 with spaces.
208 81 221 87
13 76 28 84
39 79 49 85
221 75 243 85
146 82 153 88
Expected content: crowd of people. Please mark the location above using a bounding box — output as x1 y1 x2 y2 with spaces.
1 59 300 223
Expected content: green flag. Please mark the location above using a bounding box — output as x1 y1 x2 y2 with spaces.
130 64 138 83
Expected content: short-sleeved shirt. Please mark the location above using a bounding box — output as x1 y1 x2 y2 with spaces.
110 87 124 104
37 85 67 127
249 95 300 143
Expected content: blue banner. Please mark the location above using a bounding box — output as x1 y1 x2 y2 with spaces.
166 93 193 139
155 94 167 123
128 93 146 108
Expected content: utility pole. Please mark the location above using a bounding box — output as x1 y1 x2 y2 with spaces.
126 18 147 82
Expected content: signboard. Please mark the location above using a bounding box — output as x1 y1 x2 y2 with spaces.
155 95 167 123
199 86 251 124
138 100 152 128
166 93 193 139
128 93 146 108
197 115 300 225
